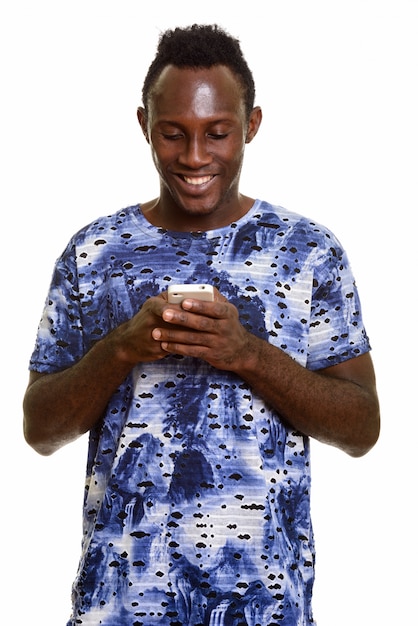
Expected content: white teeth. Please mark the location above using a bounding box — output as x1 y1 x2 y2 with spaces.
183 175 212 185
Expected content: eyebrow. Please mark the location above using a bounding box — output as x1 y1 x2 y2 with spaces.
155 117 237 127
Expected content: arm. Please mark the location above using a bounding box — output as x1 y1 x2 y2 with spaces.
151 295 380 457
23 294 171 456
233 336 379 457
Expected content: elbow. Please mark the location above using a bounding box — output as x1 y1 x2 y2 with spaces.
347 436 378 458
23 392 60 456
347 402 381 458
23 371 60 456
23 417 57 456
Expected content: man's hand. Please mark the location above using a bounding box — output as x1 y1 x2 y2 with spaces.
115 292 172 365
152 286 380 457
151 287 251 371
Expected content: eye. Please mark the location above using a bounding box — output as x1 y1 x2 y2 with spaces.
162 133 184 141
208 133 228 140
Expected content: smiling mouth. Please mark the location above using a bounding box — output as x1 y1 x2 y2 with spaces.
182 175 214 186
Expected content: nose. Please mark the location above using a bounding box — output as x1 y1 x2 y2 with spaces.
178 134 212 169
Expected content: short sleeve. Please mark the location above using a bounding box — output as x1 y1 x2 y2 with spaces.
29 241 86 373
306 237 371 370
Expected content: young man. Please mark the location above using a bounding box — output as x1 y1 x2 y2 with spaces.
24 24 380 626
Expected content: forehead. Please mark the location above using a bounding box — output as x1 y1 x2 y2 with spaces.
148 64 246 120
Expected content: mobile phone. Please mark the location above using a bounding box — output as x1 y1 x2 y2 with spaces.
167 283 214 304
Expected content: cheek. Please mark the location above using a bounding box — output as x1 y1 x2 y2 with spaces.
150 140 179 169
223 143 245 171
150 146 166 173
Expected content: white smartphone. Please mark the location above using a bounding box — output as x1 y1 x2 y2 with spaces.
167 283 214 304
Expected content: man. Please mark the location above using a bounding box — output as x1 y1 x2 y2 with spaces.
24 24 380 626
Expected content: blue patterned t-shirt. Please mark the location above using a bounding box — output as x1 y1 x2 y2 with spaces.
30 200 370 626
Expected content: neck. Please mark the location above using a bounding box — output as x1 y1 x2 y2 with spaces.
140 194 254 232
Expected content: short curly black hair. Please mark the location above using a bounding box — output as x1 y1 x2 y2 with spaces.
142 24 256 120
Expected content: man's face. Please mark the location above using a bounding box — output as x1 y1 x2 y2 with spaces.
139 65 261 231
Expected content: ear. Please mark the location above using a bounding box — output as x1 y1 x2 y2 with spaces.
245 106 262 144
137 107 149 142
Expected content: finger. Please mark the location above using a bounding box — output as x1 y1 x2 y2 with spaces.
153 326 211 345
153 325 207 354
161 308 218 332
178 298 229 319
160 340 211 360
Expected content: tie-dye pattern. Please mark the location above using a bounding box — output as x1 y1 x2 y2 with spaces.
30 200 370 625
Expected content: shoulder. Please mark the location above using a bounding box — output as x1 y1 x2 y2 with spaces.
254 200 343 253
55 204 142 268
71 204 141 246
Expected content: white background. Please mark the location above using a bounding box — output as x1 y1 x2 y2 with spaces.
1 1 417 623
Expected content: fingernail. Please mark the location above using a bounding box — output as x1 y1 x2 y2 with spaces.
163 310 174 321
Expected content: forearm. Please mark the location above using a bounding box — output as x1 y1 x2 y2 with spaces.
23 294 173 456
153 296 379 457
23 328 135 456
235 334 380 457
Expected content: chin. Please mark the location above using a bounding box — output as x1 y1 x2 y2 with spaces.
176 198 220 216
